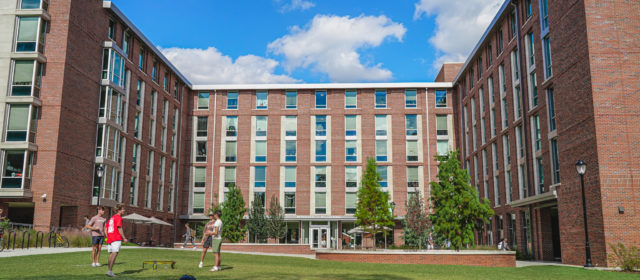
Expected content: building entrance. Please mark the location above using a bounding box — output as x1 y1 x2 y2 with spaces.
310 225 330 249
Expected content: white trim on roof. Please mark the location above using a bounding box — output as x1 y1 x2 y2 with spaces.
192 82 452 91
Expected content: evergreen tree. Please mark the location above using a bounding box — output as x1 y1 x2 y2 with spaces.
402 193 429 249
220 183 247 243
355 157 394 246
247 198 268 243
266 195 287 242
429 150 494 250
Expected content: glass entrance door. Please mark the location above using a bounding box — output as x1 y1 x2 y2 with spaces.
310 227 330 249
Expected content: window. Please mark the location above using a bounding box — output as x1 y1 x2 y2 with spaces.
533 115 541 151
133 112 140 138
437 140 449 156
406 140 418 162
254 140 266 162
150 91 157 116
193 192 205 214
225 141 236 162
405 89 417 108
285 91 297 109
226 116 237 137
108 20 115 39
516 126 524 159
510 10 516 38
345 90 357 108
377 166 388 188
376 140 387 162
95 125 120 160
256 116 267 137
315 91 327 109
194 167 205 188
502 96 509 129
195 141 206 162
492 142 499 171
315 140 326 162
163 100 169 124
543 37 552 78
254 192 266 208
315 192 326 214
285 140 296 162
406 115 418 136
536 157 544 193
152 60 157 81
315 167 326 188
547 89 556 131
375 89 386 108
254 166 266 187
488 77 495 103
541 0 549 29
149 119 155 145
129 176 136 205
345 192 357 214
5 104 37 142
197 92 209 110
224 167 236 188
436 115 447 136
285 193 296 214
1 150 33 189
506 170 513 203
122 31 130 57
497 28 504 54
285 116 297 137
256 91 268 109
491 108 497 137
479 88 485 113
514 87 522 119
375 115 387 136
504 134 511 166
345 166 357 188
20 0 47 10
499 64 506 94
435 90 447 107
147 151 153 177
196 116 207 137
315 116 327 136
487 44 493 66
138 47 145 70
525 0 532 18
131 143 139 172
483 149 489 177
285 166 296 187
227 92 238 109
345 115 356 136
101 49 124 87
519 164 528 198
10 60 42 97
15 16 45 53
494 176 501 207
551 138 560 184
345 140 357 162
163 72 168 91
135 80 142 106
527 32 535 67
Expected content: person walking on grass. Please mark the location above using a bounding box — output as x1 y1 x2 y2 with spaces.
182 223 197 249
105 204 127 277
85 206 106 267
198 213 215 268
199 210 223 271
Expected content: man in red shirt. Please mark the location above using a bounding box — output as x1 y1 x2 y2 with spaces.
105 204 127 277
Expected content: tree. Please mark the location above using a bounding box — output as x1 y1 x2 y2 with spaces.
246 198 268 243
402 193 429 249
267 195 287 242
220 183 247 243
355 157 395 248
429 150 494 250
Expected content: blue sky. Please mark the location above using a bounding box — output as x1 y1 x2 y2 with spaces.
111 0 502 84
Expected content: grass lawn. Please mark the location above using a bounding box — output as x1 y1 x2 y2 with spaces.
0 248 636 280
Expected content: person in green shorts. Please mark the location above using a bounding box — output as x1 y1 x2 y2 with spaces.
199 210 223 271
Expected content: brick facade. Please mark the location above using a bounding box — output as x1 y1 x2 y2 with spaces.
315 250 516 267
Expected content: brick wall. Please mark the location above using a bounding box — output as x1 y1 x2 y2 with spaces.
316 250 516 267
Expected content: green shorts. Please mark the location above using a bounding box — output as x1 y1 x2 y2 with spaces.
211 238 222 253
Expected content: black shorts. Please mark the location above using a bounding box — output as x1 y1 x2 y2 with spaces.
92 236 105 245
203 236 212 248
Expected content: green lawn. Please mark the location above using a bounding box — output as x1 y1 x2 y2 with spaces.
0 248 635 279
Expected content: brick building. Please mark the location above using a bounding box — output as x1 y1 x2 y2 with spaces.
0 0 637 267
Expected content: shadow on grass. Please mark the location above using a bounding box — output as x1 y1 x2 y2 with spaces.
119 268 144 275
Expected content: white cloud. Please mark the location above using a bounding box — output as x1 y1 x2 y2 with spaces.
268 14 406 82
414 0 503 67
159 47 298 84
277 0 315 12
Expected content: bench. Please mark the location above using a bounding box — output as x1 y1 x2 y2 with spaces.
142 260 175 270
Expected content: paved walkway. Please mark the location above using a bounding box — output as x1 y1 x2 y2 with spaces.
173 247 316 259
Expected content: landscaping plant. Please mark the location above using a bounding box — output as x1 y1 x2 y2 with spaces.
608 242 640 271
267 195 287 242
402 193 429 249
355 157 394 248
219 183 247 242
247 198 268 243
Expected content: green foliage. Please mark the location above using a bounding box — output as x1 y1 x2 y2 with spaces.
355 157 394 240
429 150 494 251
0 217 9 229
266 195 287 242
402 193 429 249
220 183 247 243
246 198 268 243
608 243 640 271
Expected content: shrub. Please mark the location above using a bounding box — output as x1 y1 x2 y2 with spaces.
608 243 640 271
62 229 92 248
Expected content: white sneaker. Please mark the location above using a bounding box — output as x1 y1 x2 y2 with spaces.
193 246 198 250
209 266 220 272
106 271 116 277
92 263 96 267
95 263 102 267
198 262 203 268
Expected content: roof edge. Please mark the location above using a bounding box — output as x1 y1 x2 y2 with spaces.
192 82 453 91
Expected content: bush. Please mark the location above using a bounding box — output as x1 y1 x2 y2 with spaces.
63 229 92 247
608 243 640 271
516 249 532 260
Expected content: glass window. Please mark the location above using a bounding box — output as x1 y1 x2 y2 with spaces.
407 140 418 162
315 167 326 188
225 141 236 162
437 140 449 156
315 91 327 109
285 140 296 162
405 90 417 108
194 167 206 188
405 115 417 136
530 73 538 107
16 17 40 52
1 150 33 189
345 166 357 188
525 0 532 18
315 140 326 162
375 115 387 136
498 28 504 54
315 116 327 136
224 167 236 188
345 140 357 162
376 140 387 162
151 61 157 81
315 192 326 214
407 166 419 188
193 192 205 214
122 31 130 57
551 138 560 184
536 157 544 193
196 116 207 137
285 192 296 214
12 60 41 97
197 92 209 110
377 166 387 188
226 116 237 137
20 0 45 9
195 141 206 162
256 116 267 137
527 33 535 66
533 115 541 150
138 47 145 70
285 166 296 187
285 116 297 137
254 166 266 187
345 115 357 136
227 92 238 109
345 90 357 108
543 37 552 78
254 192 266 207
5 104 30 141
256 91 268 109
435 90 447 107
255 140 267 162
286 91 297 109
436 115 448 136
547 88 556 131
345 192 357 214
375 89 387 108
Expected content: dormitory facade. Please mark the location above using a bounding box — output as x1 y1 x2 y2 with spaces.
0 0 636 267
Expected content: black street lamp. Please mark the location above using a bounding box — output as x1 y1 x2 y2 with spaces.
96 165 104 206
575 160 593 267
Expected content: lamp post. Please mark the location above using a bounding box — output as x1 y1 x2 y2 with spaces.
96 165 104 206
575 160 593 267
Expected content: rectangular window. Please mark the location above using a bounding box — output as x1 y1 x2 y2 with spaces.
530 72 538 107
224 167 236 188
541 0 549 29
515 86 522 119
479 88 485 114
315 116 327 136
533 115 541 151
285 192 296 214
502 96 509 129
194 167 205 188
519 164 527 198
15 17 42 52
5 104 36 142
375 115 387 136
193 192 205 214
345 115 356 136
407 166 419 188
375 89 387 108
437 140 449 156
435 90 447 107
345 166 357 188
285 166 296 188
405 89 417 108
315 91 327 109
131 143 139 172
516 126 524 159
147 151 153 177
315 192 326 214
254 166 266 188
1 150 33 189
227 92 238 109
226 116 237 137
129 176 136 205
436 115 447 136
138 47 145 70
499 64 506 93
510 10 516 38
345 140 357 162
345 90 357 108
225 141 236 162
506 170 513 202
504 134 511 166
345 192 357 214
195 141 206 162
315 166 326 188
406 140 418 162
498 28 504 54
197 92 209 110
20 0 47 10
285 140 297 162
527 32 535 67
525 0 532 18
255 140 267 162
377 166 388 188
196 116 207 137
493 142 499 171
135 80 142 106
286 91 297 109
376 140 387 162
122 31 130 57
152 61 157 81
254 192 266 208
11 60 42 97
547 89 556 131
256 91 268 109
405 115 418 136
481 117 486 144
149 119 155 145
255 116 267 137
150 91 157 116
490 108 497 137
551 138 560 184
494 176 500 206
543 37 552 78
163 72 168 91
163 100 169 124
536 157 544 193
315 140 326 162
108 20 115 39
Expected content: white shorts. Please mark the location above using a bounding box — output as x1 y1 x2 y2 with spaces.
108 241 122 253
